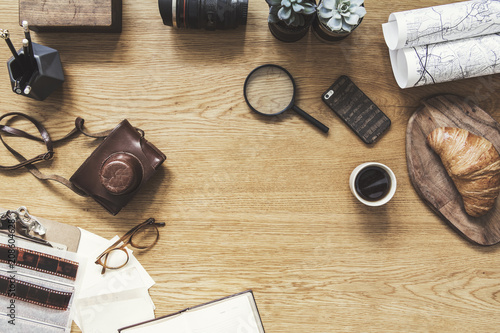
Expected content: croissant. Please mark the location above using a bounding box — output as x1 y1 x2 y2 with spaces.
426 127 500 217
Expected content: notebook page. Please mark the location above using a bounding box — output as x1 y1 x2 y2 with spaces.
186 292 263 333
121 313 189 333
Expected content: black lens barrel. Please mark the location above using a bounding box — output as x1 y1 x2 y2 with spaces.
159 0 248 30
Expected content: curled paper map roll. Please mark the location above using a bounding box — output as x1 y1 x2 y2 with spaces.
389 33 500 88
383 0 500 88
382 0 500 50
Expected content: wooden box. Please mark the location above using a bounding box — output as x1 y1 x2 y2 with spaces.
19 0 122 32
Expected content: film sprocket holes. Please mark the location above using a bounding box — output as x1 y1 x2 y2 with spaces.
159 0 248 30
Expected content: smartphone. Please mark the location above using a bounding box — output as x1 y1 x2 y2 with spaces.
322 75 391 144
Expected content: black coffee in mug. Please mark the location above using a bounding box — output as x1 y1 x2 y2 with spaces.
354 166 391 202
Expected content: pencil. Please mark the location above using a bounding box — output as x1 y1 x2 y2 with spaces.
23 70 38 95
0 29 25 72
22 21 36 69
22 38 31 72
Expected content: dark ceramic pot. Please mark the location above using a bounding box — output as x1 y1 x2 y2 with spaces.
268 14 315 42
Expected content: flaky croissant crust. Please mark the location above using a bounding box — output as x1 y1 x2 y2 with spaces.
427 127 500 217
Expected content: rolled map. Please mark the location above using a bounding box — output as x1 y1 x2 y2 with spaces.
382 0 500 88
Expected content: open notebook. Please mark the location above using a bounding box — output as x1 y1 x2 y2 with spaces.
119 290 265 333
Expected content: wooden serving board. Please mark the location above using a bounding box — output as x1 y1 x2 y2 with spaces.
406 95 500 246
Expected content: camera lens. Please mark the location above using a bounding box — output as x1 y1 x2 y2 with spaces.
159 0 248 30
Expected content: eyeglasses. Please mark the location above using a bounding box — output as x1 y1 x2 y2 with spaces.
95 218 165 274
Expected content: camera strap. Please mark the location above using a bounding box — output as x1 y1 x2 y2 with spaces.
0 112 113 196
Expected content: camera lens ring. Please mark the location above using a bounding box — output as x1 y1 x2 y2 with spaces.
158 0 173 26
173 0 178 27
186 0 200 28
180 0 188 28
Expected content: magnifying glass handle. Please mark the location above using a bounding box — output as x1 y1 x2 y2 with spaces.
292 105 329 133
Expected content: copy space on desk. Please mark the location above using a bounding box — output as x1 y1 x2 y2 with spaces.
119 290 265 333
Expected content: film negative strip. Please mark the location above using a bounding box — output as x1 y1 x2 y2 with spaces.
0 274 72 310
0 244 78 280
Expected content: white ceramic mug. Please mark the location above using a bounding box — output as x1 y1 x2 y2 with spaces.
349 162 397 207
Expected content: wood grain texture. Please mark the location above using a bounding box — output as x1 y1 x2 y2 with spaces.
406 95 500 245
19 0 122 32
0 0 499 332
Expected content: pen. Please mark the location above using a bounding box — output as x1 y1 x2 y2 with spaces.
13 80 22 94
23 70 38 95
22 21 36 70
22 38 31 73
0 29 26 72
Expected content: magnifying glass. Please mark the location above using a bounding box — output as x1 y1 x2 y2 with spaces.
243 64 329 133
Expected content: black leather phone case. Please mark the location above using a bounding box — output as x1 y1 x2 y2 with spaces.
322 75 391 144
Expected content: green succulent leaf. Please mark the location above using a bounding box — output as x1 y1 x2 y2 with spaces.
296 12 305 26
344 13 359 25
288 12 296 25
318 0 364 32
342 20 353 32
267 0 315 26
318 7 333 19
278 7 292 20
301 5 316 14
351 5 366 17
269 5 280 14
322 0 335 10
292 3 305 12
327 17 342 31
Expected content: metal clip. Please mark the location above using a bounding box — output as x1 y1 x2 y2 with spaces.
0 207 52 248
16 206 46 236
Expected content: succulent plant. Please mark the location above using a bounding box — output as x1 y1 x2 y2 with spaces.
266 0 317 27
317 0 366 32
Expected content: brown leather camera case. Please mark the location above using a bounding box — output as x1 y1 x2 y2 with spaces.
70 120 166 215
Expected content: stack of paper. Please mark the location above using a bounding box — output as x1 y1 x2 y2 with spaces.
74 229 156 333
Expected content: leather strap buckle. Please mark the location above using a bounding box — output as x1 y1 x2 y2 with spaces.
42 151 54 160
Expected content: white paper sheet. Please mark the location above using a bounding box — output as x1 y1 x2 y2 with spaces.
383 0 500 50
74 228 156 330
76 288 155 333
76 229 155 298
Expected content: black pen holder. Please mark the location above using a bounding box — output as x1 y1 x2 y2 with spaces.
7 42 64 101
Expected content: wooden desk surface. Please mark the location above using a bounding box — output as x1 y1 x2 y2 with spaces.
1 0 500 332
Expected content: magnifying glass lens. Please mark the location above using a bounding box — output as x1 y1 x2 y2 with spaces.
244 66 294 115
